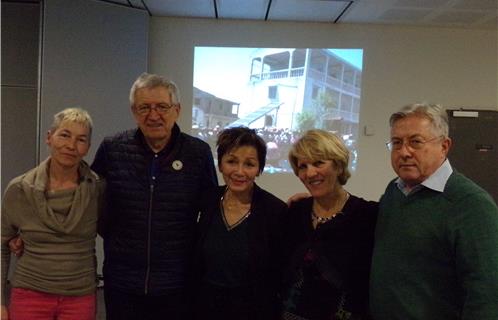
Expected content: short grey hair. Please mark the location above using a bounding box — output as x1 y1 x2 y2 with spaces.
389 103 449 138
50 108 93 142
129 72 181 106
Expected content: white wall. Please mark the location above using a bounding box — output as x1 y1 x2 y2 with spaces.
149 18 498 201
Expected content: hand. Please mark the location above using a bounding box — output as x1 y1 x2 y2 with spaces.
1 304 9 320
9 236 24 258
286 192 311 206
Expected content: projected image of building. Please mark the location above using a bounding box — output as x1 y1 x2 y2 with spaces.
236 48 362 141
193 47 363 173
192 87 241 150
193 87 240 129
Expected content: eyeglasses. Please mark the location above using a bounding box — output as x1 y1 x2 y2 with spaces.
386 135 443 151
134 103 176 115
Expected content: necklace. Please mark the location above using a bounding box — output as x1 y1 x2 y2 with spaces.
220 188 252 231
311 210 342 223
311 192 350 224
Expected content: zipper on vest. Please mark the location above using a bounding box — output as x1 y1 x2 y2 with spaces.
144 183 154 294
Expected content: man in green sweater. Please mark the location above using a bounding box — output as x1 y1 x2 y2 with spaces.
370 103 498 319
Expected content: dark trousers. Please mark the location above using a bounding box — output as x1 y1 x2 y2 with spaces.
195 282 277 320
195 283 252 320
104 286 187 320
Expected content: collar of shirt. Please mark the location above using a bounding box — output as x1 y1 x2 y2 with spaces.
395 159 453 196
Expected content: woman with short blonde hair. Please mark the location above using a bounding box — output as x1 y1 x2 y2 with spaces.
282 129 377 320
1 108 104 320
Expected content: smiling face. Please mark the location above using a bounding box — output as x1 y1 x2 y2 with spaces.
220 145 260 196
390 115 451 188
46 121 90 170
297 158 341 200
132 86 180 151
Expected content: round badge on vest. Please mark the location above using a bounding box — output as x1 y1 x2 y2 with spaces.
172 160 183 171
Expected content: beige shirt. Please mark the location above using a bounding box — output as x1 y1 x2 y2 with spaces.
1 158 105 304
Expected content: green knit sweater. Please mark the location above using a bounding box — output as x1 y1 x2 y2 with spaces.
370 172 498 320
1 158 105 305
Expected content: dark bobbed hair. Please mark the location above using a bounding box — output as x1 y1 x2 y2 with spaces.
216 126 267 174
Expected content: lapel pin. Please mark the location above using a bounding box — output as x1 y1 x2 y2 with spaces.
172 160 183 171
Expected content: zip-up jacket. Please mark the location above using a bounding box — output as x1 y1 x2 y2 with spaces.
91 124 217 295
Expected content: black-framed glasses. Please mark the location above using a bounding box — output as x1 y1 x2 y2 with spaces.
386 135 443 151
135 103 176 115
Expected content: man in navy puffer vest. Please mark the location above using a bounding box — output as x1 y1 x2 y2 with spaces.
92 73 218 320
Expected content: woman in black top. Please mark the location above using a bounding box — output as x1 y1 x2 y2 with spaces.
193 127 287 320
282 130 378 320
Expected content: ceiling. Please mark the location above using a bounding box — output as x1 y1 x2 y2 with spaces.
105 0 497 29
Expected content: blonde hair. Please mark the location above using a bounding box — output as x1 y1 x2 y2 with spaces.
50 108 93 142
289 129 351 185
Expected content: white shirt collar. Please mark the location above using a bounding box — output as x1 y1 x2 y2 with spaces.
395 159 453 195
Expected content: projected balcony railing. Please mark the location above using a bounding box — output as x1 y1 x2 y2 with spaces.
253 67 305 82
290 68 304 77
309 69 325 81
262 70 288 80
326 75 342 88
342 83 360 96
323 75 360 96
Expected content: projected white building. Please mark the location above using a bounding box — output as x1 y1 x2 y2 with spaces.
231 48 362 140
192 87 240 129
192 47 362 172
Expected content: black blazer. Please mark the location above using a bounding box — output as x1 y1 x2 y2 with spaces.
193 183 287 318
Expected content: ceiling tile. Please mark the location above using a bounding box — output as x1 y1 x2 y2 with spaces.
378 8 431 22
452 0 497 10
103 0 128 6
129 0 146 10
433 10 490 24
137 0 496 28
393 0 452 9
145 0 215 18
480 15 498 27
268 0 348 22
217 0 268 20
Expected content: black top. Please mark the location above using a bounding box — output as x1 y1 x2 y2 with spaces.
202 203 250 287
282 194 378 320
194 184 287 319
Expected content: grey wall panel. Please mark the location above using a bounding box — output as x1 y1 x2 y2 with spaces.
1 87 38 192
1 2 40 87
40 0 148 277
40 0 149 162
1 2 40 194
